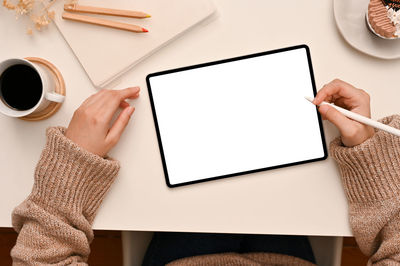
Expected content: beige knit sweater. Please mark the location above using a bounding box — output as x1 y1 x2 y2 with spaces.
11 116 400 265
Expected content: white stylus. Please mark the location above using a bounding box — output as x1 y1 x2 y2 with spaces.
305 96 400 137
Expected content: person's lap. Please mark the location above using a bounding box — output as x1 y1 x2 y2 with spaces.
142 232 315 266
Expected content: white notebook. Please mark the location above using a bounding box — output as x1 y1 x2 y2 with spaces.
52 0 215 88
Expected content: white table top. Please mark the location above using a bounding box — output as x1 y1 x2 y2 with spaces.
1 0 399 236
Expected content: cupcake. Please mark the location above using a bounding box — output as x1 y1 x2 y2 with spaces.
367 0 400 38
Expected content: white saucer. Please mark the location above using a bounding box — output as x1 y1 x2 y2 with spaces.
334 0 400 59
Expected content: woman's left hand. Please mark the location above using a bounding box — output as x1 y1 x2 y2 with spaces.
65 87 140 157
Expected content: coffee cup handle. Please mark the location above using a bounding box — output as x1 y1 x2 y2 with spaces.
45 92 65 103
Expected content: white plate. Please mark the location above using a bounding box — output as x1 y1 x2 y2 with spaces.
334 0 400 59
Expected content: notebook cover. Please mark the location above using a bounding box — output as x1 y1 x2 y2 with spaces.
52 0 215 88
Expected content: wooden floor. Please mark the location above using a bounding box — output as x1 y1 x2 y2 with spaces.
0 228 368 265
341 237 369 265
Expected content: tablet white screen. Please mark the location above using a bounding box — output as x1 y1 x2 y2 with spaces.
148 46 326 187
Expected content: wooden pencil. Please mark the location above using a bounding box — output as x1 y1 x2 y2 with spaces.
64 4 151 19
62 12 148 33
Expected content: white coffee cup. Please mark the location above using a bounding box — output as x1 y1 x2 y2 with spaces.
0 58 65 118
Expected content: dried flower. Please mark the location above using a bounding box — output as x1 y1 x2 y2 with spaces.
3 0 16 9
64 0 77 7
31 14 50 30
47 10 54 19
2 0 78 34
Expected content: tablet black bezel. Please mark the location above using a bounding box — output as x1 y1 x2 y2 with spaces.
147 44 327 188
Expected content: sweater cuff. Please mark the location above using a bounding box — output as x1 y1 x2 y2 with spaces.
28 127 120 224
330 115 400 203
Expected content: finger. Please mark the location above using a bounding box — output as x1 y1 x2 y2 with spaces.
331 97 355 112
131 92 140 99
119 94 139 109
116 87 141 100
101 87 140 113
314 79 357 106
120 101 130 109
92 87 140 123
318 104 355 136
320 112 328 120
106 106 135 146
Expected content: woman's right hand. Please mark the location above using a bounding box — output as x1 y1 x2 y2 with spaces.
314 79 375 147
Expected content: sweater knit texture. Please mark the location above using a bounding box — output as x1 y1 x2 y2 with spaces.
11 115 400 265
11 127 120 265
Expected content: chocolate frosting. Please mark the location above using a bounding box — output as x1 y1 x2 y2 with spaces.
382 0 400 11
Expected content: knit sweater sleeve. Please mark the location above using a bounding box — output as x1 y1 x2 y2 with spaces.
330 115 400 264
11 127 120 265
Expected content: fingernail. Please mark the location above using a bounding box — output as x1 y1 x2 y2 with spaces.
128 86 140 93
128 106 135 115
125 106 134 117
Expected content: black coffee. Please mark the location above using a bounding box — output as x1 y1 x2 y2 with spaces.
0 64 42 110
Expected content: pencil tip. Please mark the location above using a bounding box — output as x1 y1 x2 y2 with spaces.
146 14 151 18
142 28 148 32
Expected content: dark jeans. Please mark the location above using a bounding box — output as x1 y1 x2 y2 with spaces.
142 232 315 266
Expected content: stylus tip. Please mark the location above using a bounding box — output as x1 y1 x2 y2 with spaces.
304 96 315 104
142 28 149 32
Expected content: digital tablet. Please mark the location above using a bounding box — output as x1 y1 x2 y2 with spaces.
147 45 327 187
